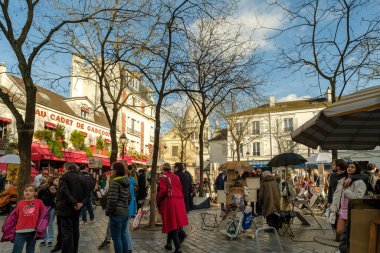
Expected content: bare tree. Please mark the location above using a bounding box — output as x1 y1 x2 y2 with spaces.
123 0 224 228
162 105 196 164
218 96 262 161
0 0 102 197
271 0 380 158
178 17 262 196
54 0 152 164
272 117 298 153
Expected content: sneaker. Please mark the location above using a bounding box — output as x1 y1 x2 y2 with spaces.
47 242 53 247
80 221 87 225
164 244 172 251
50 245 61 252
98 240 110 249
90 219 96 223
40 241 46 247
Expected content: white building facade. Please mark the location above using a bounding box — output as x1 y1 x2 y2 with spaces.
227 96 331 166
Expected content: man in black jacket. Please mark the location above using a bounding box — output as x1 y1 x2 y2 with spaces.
79 164 96 224
55 163 88 253
174 163 192 213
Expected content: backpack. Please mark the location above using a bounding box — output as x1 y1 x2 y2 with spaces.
82 172 96 191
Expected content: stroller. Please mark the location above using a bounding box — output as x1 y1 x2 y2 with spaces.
0 186 18 215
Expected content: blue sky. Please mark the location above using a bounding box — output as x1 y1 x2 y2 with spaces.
0 0 379 103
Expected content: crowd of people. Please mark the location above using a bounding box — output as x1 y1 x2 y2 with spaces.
0 160 192 253
214 159 379 253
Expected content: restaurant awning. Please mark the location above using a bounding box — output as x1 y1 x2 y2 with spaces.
0 117 12 123
44 122 56 129
92 154 110 167
31 143 89 164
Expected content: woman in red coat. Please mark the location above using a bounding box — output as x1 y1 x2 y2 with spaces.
157 163 188 253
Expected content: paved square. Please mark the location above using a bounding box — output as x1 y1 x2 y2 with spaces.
0 205 338 253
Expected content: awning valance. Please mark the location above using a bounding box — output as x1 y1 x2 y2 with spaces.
44 122 56 129
0 117 12 123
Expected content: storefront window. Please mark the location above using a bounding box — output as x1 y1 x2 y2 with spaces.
0 121 9 139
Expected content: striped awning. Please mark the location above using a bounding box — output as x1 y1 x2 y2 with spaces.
324 85 380 117
292 85 380 150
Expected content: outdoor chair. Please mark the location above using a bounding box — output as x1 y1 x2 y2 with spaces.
275 211 296 238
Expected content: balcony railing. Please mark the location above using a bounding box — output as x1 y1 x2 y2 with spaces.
127 128 141 137
252 130 260 135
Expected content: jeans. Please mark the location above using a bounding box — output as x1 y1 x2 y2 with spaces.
43 208 55 243
166 230 180 251
110 215 129 253
105 219 112 241
81 193 94 222
12 232 36 253
59 214 80 253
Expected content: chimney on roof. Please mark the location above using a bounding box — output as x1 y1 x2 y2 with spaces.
326 87 332 102
269 95 275 107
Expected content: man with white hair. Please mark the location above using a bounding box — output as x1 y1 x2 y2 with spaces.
259 170 281 230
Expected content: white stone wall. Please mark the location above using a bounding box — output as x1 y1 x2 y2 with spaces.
227 107 324 162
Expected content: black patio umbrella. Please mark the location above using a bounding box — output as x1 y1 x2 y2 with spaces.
268 152 307 167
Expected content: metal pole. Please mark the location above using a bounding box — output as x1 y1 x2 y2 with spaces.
122 144 125 160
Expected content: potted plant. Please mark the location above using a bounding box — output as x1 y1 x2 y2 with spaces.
34 129 53 144
96 136 105 154
70 130 85 150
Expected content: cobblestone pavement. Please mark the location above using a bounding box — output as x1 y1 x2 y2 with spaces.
0 204 338 253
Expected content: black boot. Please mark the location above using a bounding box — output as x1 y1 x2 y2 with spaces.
164 244 172 250
98 239 110 249
50 245 61 253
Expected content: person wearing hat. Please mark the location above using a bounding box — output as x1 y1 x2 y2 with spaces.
259 171 281 230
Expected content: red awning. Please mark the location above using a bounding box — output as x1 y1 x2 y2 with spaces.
81 107 90 113
0 117 12 123
31 143 89 164
44 122 56 129
105 139 111 144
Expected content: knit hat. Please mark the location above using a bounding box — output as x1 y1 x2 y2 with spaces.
262 171 272 178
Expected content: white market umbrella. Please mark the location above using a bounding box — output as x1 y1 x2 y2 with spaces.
146 158 165 166
0 154 35 165
307 153 332 164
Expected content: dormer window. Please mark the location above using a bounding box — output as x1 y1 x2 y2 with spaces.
81 105 90 118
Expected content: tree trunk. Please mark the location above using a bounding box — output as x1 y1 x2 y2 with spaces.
198 121 205 197
236 141 241 161
16 84 36 199
330 80 338 160
149 97 163 229
109 125 118 164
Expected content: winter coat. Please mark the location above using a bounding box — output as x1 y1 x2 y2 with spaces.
55 171 88 217
129 177 137 217
258 176 281 217
156 171 189 233
331 177 366 213
214 173 226 191
137 172 147 202
38 185 56 208
175 171 192 213
1 205 50 242
105 176 131 217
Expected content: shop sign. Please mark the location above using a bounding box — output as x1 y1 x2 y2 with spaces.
88 157 103 169
35 108 110 137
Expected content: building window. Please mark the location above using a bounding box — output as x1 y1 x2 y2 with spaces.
284 118 293 132
252 121 260 134
0 121 9 139
239 143 244 157
252 142 260 156
81 110 88 118
172 146 178 157
127 118 141 136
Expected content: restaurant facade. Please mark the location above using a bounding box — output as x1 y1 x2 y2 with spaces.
0 61 155 172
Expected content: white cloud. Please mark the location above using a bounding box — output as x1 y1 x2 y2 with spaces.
232 0 287 50
278 94 311 102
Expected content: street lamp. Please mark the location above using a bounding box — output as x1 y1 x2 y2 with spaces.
120 133 127 160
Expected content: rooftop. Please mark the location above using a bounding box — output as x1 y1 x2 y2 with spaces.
228 98 331 117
